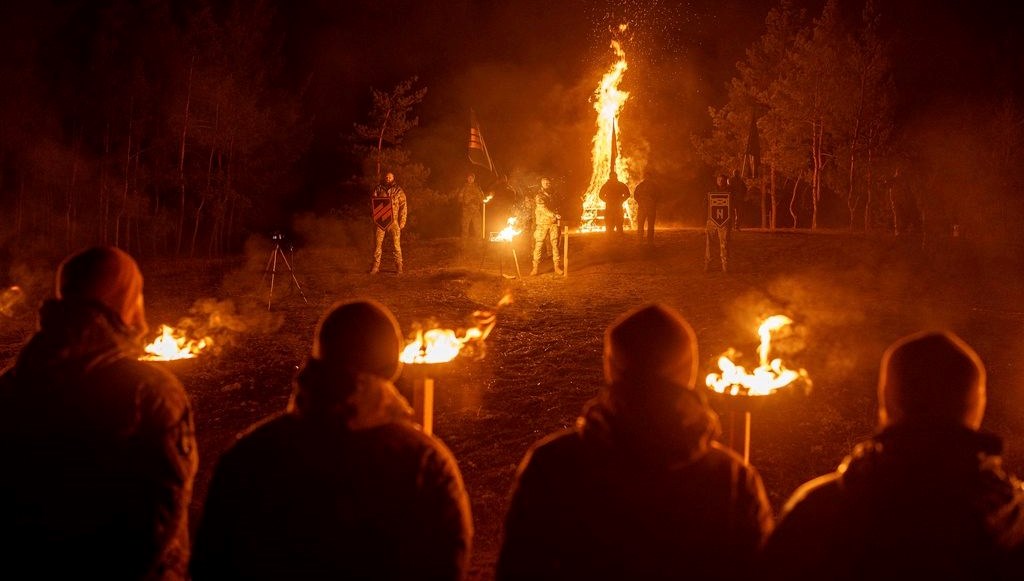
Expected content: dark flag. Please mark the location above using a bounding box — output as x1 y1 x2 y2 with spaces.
742 112 760 179
468 109 495 174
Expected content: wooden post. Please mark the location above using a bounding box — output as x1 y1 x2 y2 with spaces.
562 226 569 276
743 411 751 464
413 377 435 435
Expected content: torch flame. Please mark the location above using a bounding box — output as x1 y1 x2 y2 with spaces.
142 324 210 361
706 315 811 396
400 294 511 365
580 27 632 232
494 217 522 242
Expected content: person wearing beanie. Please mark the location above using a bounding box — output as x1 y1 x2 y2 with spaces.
497 303 773 581
0 246 197 580
192 299 472 580
763 331 1024 580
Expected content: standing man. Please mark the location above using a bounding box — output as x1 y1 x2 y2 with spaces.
705 174 732 273
531 177 563 276
599 170 630 235
457 172 485 239
730 170 747 230
370 171 408 275
633 171 659 244
0 246 198 580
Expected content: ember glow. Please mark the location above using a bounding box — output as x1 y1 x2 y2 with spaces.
580 24 632 232
706 315 811 396
493 217 522 242
141 324 210 361
400 295 511 365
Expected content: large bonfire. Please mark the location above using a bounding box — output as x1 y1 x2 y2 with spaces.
580 25 632 232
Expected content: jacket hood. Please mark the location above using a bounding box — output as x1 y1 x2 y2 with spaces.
578 383 720 468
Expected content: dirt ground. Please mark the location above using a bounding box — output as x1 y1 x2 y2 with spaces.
2 225 1023 580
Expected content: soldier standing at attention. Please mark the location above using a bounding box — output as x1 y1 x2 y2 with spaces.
705 174 732 273
369 171 408 275
457 172 485 240
599 170 631 236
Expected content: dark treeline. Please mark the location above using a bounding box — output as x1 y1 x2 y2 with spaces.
0 0 309 261
697 0 1024 255
1 0 1023 263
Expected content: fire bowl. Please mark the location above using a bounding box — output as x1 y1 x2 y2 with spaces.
401 361 455 380
704 384 807 414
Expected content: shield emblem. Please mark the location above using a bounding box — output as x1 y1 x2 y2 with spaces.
709 192 731 228
372 195 394 230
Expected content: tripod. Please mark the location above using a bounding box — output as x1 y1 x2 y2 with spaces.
264 242 308 310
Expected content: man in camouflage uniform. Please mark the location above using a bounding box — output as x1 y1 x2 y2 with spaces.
705 174 731 273
457 172 485 239
370 171 408 275
531 177 563 276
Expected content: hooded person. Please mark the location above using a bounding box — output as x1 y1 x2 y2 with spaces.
497 303 773 581
191 299 472 581
0 246 197 580
762 331 1024 580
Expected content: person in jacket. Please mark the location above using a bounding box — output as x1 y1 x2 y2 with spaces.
370 171 408 274
497 303 773 580
599 171 631 236
762 330 1024 580
530 177 563 276
191 299 472 580
0 245 198 580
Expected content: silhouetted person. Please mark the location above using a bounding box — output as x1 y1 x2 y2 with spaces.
633 172 660 243
497 303 773 580
0 246 198 580
729 169 747 230
192 299 472 581
599 171 631 235
762 331 1024 581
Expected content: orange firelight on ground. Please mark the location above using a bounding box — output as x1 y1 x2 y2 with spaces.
141 324 210 361
580 24 633 232
706 315 811 396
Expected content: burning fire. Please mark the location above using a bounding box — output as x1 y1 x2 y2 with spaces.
580 24 632 232
142 324 210 361
706 315 811 396
400 295 511 365
493 217 522 242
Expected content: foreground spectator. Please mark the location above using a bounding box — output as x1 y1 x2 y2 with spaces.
763 331 1024 580
192 299 472 580
0 246 198 579
497 303 773 580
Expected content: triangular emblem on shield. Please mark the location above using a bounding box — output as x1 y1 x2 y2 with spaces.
372 196 394 230
709 192 731 228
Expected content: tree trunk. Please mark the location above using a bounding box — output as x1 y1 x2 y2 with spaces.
769 165 777 230
116 99 134 249
789 174 802 228
177 58 195 256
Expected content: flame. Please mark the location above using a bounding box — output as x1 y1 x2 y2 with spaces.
580 26 632 232
141 324 210 361
493 217 522 242
400 294 511 365
706 315 811 396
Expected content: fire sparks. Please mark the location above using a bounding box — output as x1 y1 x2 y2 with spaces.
706 315 811 396
493 217 521 242
400 295 511 365
141 324 210 361
580 25 632 232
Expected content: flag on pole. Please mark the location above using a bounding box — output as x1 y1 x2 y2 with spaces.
468 109 495 174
